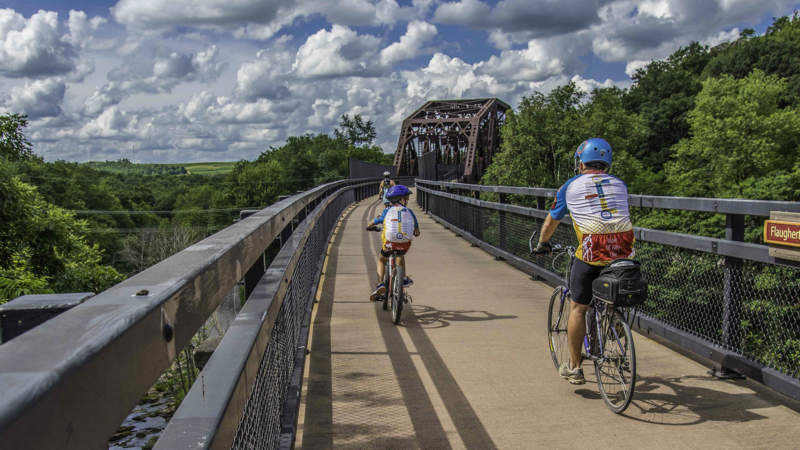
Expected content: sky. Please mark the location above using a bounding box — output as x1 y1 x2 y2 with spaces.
1 1 798 163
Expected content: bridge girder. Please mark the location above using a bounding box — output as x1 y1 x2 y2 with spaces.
392 98 510 183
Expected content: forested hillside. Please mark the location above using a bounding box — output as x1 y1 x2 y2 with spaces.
0 113 389 303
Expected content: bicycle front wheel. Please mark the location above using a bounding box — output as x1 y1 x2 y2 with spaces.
547 286 571 371
594 309 636 414
391 264 404 324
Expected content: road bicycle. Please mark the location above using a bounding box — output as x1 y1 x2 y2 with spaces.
530 232 637 413
367 225 407 324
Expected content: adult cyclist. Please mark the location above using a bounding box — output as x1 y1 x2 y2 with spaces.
532 138 635 384
378 171 395 206
366 185 420 301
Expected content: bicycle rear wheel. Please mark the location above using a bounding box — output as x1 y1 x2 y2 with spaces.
547 286 571 370
594 309 636 414
391 264 404 324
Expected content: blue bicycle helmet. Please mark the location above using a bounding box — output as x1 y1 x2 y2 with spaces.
575 138 612 170
386 184 411 201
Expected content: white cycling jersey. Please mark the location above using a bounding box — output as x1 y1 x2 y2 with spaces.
382 206 416 243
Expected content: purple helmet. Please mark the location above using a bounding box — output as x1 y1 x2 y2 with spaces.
386 184 411 201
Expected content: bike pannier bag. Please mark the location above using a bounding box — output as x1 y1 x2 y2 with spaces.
591 259 647 307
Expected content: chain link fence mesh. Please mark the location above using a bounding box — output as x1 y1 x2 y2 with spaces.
231 192 350 450
420 189 800 380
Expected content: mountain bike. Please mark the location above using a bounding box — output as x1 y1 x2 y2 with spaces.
367 226 406 324
530 232 637 414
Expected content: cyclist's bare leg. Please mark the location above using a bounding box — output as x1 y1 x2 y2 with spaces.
376 254 388 282
396 254 405 275
568 301 589 369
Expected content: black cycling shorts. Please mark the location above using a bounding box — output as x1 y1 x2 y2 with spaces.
569 257 604 305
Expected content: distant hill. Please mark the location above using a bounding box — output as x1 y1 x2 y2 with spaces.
84 160 237 176
181 162 237 175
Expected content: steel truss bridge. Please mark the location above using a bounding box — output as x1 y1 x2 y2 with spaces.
393 98 510 183
1 177 799 449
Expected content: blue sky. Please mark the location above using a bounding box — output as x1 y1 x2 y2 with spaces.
1 0 799 163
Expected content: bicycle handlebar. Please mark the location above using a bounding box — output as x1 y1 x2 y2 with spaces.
529 231 575 255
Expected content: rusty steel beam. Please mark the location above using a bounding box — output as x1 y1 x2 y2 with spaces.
393 98 510 183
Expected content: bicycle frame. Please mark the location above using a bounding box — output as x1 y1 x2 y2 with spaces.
584 302 628 362
550 252 627 365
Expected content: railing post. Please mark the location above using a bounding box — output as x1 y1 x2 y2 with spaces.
716 213 745 378
498 193 507 250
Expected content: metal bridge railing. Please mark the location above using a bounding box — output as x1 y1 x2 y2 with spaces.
416 180 800 402
0 178 381 449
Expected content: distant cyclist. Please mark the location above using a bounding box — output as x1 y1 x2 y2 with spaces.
378 171 395 206
532 138 635 384
366 185 420 301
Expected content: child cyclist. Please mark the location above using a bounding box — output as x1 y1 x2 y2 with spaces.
366 185 420 301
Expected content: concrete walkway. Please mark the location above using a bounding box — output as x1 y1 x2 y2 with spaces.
296 193 800 449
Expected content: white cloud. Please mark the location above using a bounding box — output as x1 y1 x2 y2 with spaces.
293 25 382 78
434 0 600 36
488 30 512 50
235 40 293 100
81 45 223 116
179 91 218 121
0 9 76 77
638 0 674 19
624 60 649 78
2 77 66 118
110 0 421 38
80 106 135 138
301 0 413 27
433 0 491 24
64 10 106 48
593 0 798 64
380 21 437 66
152 46 223 81
111 0 293 30
477 38 579 83
6 1 799 163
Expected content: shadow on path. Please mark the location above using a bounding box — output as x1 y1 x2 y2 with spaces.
575 374 782 426
361 200 454 449
411 304 517 329
626 375 774 425
301 205 356 448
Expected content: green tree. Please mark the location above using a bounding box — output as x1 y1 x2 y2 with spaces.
483 82 585 188
0 113 35 162
0 163 122 303
623 42 711 170
665 70 800 199
702 14 800 106
580 87 657 193
334 113 377 146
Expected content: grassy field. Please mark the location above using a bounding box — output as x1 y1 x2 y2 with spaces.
85 160 238 176
182 162 238 175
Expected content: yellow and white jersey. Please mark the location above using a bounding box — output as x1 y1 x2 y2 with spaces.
550 172 634 265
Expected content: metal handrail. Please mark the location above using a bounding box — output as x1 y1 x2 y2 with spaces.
0 178 379 449
416 186 799 267
155 181 372 449
416 179 800 216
